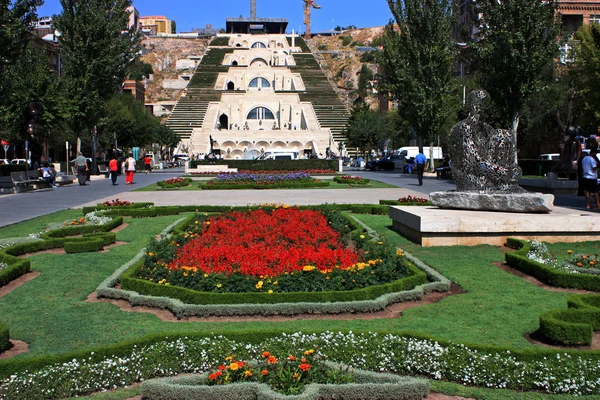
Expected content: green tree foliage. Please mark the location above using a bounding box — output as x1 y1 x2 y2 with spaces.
103 93 158 150
570 23 600 127
171 20 176 34
0 0 42 76
53 0 141 138
127 59 153 81
355 64 374 103
378 0 458 146
472 0 560 147
345 106 385 157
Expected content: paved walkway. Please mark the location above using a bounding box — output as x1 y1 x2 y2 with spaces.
0 168 591 228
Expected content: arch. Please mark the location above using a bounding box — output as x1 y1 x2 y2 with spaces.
272 141 286 149
227 81 235 90
251 41 266 48
255 141 270 149
230 149 244 159
219 114 229 130
289 141 303 150
242 40 248 47
231 60 238 66
247 106 275 120
235 43 241 47
248 77 271 89
250 58 268 67
222 140 237 148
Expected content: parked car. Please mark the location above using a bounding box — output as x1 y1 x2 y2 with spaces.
0 159 9 165
366 156 397 171
11 159 27 165
538 153 560 160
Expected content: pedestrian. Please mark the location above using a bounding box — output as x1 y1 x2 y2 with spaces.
40 162 57 188
415 149 428 186
74 152 88 186
581 147 600 209
144 154 152 174
109 155 119 185
123 153 136 185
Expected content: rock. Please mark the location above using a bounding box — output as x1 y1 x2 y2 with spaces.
430 191 554 213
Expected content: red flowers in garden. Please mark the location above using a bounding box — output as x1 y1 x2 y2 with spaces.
168 208 359 277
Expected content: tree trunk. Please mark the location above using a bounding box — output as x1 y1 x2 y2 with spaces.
511 113 520 165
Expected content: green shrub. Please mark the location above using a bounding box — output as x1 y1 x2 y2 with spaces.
190 159 337 171
0 323 9 353
199 181 330 190
64 238 105 254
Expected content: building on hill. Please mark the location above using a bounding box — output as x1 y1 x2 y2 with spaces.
168 33 349 159
140 15 172 35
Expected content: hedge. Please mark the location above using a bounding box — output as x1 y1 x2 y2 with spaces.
81 202 154 215
119 261 428 306
379 200 432 206
0 252 30 288
140 362 430 400
0 323 9 353
505 238 600 291
190 159 337 171
199 181 331 190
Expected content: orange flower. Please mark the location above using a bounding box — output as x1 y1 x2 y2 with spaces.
262 351 270 358
209 373 218 380
567 250 573 254
299 363 311 371
261 369 269 376
228 363 239 371
267 355 278 364
215 371 223 377
237 361 246 368
244 370 252 377
301 358 307 363
288 355 296 361
217 365 226 371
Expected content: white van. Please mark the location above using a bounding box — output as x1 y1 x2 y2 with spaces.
256 151 299 160
538 153 560 160
397 146 443 160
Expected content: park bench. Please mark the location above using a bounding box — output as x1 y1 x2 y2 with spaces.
98 164 110 178
435 167 452 179
26 170 51 190
9 171 37 193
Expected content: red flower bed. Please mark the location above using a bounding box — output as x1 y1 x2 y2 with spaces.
169 208 359 277
102 199 132 207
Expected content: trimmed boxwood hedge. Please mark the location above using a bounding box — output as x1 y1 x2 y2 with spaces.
0 323 9 353
538 294 600 346
379 200 432 206
0 252 30 288
140 362 430 400
505 238 600 291
120 261 428 306
190 159 337 171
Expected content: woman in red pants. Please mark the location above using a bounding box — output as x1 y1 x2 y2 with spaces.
123 153 136 184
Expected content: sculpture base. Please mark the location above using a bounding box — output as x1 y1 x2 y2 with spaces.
389 205 600 247
430 191 554 213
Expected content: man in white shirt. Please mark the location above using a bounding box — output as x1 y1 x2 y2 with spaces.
581 147 600 209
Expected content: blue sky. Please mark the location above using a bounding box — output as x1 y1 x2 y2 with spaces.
36 0 394 33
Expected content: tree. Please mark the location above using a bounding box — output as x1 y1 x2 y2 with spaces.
345 106 385 157
171 20 176 34
472 0 560 160
0 0 42 77
53 0 141 141
570 23 600 128
354 64 374 104
103 93 158 151
378 0 458 150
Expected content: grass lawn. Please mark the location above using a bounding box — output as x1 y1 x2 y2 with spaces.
0 208 596 399
133 179 396 191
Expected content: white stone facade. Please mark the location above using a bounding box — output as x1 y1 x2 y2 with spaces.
184 34 337 159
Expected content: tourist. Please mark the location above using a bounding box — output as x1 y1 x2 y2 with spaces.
123 153 136 185
40 162 57 188
74 152 88 186
109 155 119 186
581 147 600 209
144 154 152 174
415 149 427 186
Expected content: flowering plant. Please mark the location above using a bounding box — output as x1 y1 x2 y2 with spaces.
207 349 353 395
102 199 132 207
334 175 370 185
206 172 314 186
157 177 192 187
136 207 409 293
63 217 85 226
397 195 429 203
568 251 600 269
191 169 336 176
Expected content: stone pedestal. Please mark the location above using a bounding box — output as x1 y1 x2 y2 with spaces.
430 191 554 213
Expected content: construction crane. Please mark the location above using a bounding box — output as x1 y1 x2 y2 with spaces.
303 0 321 39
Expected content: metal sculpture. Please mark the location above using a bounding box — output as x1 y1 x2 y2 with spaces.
448 90 523 193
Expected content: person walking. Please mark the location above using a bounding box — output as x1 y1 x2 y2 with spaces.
74 152 88 186
415 149 428 186
144 154 152 174
582 147 600 209
123 153 136 185
109 155 119 186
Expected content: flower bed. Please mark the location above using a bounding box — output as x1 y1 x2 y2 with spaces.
133 207 411 295
157 177 192 189
102 199 132 207
200 172 329 190
333 175 370 185
190 169 336 176
380 195 431 206
2 331 599 398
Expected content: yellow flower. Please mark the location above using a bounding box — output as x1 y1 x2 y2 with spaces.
567 250 573 254
194 220 199 224
303 349 315 355
360 235 365 239
228 363 239 371
244 370 252 377
302 265 316 272
378 241 383 245
204 274 209 278
225 356 233 361
268 290 273 294
273 281 278 285
216 283 222 288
